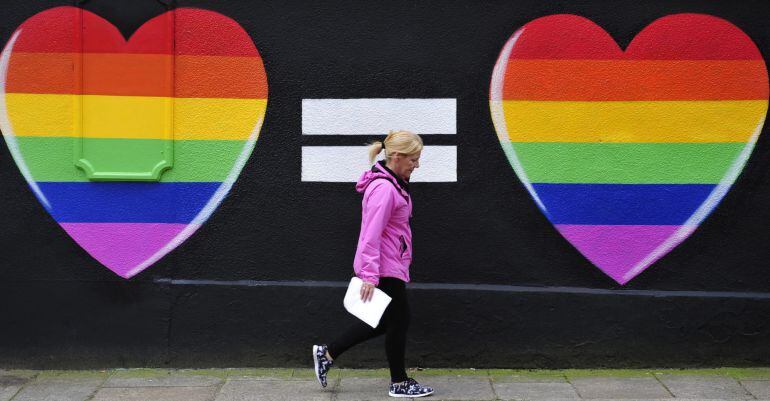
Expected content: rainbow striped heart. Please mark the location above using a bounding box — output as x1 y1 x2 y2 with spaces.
490 14 768 284
0 7 268 278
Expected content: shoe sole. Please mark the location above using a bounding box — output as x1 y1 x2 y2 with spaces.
312 345 325 388
389 390 434 398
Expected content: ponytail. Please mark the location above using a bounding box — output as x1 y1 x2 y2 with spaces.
368 130 423 164
368 141 384 164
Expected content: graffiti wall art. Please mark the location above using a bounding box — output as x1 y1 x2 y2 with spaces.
490 14 768 284
0 6 268 278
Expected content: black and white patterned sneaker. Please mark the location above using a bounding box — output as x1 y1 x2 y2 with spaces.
312 344 333 388
388 378 434 398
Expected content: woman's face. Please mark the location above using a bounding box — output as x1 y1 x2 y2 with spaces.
389 151 421 180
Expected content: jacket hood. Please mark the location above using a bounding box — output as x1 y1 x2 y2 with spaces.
356 169 390 193
355 162 410 199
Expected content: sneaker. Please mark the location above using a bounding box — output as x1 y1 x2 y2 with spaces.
388 378 434 398
312 344 333 388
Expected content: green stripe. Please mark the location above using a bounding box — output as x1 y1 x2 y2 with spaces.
13 137 249 182
508 142 746 184
76 137 173 181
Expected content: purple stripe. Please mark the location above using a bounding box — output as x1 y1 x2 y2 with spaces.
60 222 198 278
555 224 695 284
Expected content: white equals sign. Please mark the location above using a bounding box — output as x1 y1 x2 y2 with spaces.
301 98 457 182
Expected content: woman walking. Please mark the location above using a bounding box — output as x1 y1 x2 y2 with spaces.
313 130 434 398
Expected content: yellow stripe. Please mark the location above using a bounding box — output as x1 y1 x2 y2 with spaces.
493 100 767 142
5 93 267 140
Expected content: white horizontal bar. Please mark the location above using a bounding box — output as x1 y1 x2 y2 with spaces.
302 98 456 135
302 146 457 182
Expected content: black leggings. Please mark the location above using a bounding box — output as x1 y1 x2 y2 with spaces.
327 277 410 383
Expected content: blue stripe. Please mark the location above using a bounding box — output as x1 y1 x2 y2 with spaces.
531 183 716 225
37 182 221 223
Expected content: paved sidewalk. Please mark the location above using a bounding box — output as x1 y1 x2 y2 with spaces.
1 368 769 401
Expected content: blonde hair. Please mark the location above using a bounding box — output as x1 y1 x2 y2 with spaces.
368 130 423 164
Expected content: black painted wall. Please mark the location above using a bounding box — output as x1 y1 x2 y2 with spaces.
1 0 769 369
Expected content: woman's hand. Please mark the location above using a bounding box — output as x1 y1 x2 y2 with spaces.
360 281 375 303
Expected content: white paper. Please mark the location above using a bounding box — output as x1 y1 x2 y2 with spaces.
343 277 392 328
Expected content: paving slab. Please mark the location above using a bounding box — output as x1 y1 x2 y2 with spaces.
494 381 581 400
656 374 752 399
0 386 21 401
336 377 404 401
11 375 104 401
223 369 293 381
491 374 569 383
0 372 32 401
570 377 672 399
742 380 770 398
291 368 340 382
578 399 752 401
104 370 222 387
91 386 218 401
524 399 682 401
411 376 495 400
546 399 676 401
214 379 332 401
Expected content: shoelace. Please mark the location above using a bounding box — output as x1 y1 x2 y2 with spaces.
406 379 430 393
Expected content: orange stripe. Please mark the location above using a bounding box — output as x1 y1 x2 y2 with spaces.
5 52 267 98
501 60 768 101
176 54 267 98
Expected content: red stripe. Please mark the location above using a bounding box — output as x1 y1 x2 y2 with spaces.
10 6 258 56
10 7 79 53
624 14 763 60
506 14 622 60
82 8 173 54
506 13 763 60
174 8 258 56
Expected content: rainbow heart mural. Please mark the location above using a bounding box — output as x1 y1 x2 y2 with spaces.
0 7 268 278
490 14 768 285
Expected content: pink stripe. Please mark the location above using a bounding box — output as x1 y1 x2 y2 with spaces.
555 224 694 284
59 222 197 278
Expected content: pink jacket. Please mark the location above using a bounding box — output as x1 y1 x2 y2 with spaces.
353 161 413 286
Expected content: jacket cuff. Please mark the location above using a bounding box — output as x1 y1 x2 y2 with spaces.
358 274 379 286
